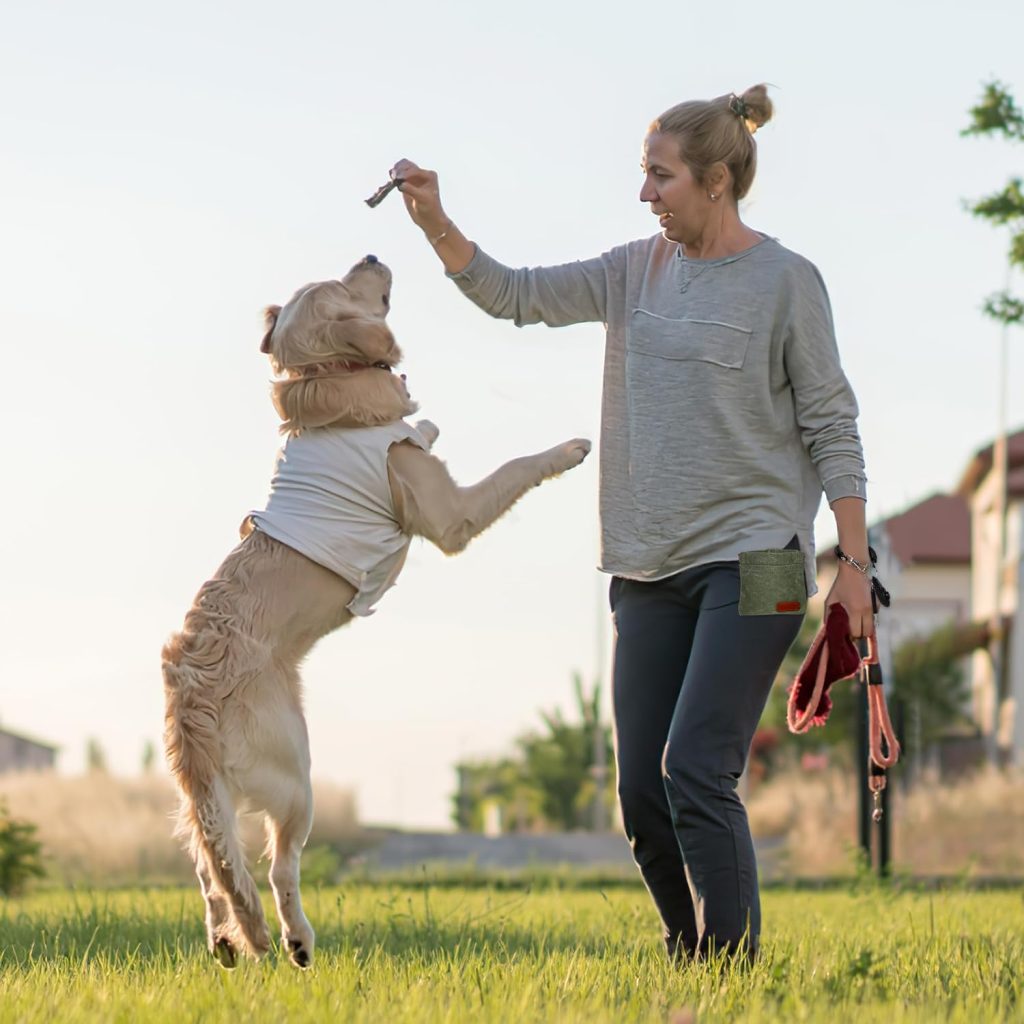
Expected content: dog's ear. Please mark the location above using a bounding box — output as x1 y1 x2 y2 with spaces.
260 305 282 354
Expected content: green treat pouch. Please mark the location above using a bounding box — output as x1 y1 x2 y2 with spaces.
738 549 807 616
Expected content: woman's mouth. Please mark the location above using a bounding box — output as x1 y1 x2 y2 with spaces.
658 213 673 227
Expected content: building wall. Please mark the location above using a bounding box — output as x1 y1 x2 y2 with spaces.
1001 501 1024 761
968 476 1023 760
0 731 57 773
813 560 970 641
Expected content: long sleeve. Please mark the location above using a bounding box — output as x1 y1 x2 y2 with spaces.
446 244 619 327
782 261 868 505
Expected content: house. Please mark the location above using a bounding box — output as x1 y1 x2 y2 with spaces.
0 724 59 774
814 491 973 653
956 427 1024 764
810 425 1024 768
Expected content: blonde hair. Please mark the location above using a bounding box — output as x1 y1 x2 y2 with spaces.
650 84 773 201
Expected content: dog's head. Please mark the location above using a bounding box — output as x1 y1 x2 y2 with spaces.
261 255 417 433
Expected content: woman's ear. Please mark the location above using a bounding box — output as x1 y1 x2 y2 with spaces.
260 305 282 354
706 162 731 199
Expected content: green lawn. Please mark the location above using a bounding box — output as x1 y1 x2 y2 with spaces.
1 882 1021 1022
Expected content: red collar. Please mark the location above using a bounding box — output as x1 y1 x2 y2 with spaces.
296 359 389 377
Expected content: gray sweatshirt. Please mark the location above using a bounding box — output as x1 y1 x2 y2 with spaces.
448 234 867 594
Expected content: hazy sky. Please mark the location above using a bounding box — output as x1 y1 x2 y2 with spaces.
2 0 1022 829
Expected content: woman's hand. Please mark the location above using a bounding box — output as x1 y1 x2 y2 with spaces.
823 565 875 639
390 158 448 237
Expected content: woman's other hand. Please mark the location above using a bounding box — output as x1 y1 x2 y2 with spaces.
823 566 875 639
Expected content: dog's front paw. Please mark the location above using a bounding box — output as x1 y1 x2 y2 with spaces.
549 438 592 474
415 419 440 448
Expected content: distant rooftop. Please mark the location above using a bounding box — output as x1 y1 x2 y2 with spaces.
956 427 1024 499
0 723 59 751
818 491 970 567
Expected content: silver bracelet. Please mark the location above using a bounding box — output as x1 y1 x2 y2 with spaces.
834 545 872 576
428 221 452 246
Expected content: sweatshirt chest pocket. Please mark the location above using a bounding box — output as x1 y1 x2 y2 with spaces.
628 310 753 369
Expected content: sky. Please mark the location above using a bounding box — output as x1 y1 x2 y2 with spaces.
1 0 1022 830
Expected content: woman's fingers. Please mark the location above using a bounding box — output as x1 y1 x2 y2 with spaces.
390 157 419 178
824 571 876 640
848 609 875 639
387 158 445 231
390 158 434 188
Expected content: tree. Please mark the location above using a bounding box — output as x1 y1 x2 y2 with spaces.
0 802 46 895
962 80 1024 325
516 673 614 830
85 737 107 774
963 80 1023 763
451 674 615 832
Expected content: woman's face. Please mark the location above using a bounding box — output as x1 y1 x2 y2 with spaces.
639 132 711 245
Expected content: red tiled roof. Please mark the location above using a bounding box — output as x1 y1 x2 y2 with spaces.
884 493 971 565
956 427 1024 498
817 492 971 567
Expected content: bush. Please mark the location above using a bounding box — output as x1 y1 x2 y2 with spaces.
0 801 46 895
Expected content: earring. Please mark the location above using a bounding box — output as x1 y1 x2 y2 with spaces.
709 192 719 201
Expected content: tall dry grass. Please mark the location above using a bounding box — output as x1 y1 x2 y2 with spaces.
0 771 364 885
748 764 1024 878
3 767 1021 886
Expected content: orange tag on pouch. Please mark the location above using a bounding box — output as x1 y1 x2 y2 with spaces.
776 601 802 613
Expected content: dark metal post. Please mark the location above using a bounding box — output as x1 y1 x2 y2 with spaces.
877 769 892 876
855 678 872 867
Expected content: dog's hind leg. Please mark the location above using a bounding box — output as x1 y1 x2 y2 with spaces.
264 774 315 968
191 776 273 960
251 693 316 968
195 850 237 968
163 590 274 963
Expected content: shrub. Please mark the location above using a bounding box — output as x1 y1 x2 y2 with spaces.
0 801 46 895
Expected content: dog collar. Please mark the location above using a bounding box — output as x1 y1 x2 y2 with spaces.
296 359 393 377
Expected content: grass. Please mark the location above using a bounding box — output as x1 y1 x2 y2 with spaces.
2 882 1022 1022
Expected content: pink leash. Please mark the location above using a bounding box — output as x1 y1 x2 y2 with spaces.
858 635 901 821
788 624 901 820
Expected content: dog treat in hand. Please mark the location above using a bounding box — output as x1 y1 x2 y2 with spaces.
365 176 403 208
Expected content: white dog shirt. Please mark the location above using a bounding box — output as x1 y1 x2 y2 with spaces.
249 421 427 616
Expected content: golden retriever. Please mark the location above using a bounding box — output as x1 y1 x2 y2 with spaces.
161 255 590 968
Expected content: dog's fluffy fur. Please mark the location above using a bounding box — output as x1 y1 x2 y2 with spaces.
162 256 590 969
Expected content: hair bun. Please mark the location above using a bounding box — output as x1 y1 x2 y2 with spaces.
735 84 773 133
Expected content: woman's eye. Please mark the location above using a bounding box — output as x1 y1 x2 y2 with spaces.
382 294 390 307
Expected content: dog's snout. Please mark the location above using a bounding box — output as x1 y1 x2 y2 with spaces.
363 254 379 265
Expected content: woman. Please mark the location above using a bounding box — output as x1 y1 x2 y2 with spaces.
391 84 873 961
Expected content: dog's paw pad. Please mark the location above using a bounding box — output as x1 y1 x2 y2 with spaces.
287 938 312 969
561 438 592 466
212 936 237 970
414 419 440 446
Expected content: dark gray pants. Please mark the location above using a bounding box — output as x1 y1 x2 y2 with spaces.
610 560 803 960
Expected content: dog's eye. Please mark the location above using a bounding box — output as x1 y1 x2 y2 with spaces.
372 361 392 372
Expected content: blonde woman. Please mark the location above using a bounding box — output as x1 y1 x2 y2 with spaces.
391 85 872 961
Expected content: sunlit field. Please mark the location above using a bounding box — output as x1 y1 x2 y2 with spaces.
2 882 1021 1023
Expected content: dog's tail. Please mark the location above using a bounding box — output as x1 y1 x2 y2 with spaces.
162 594 271 960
